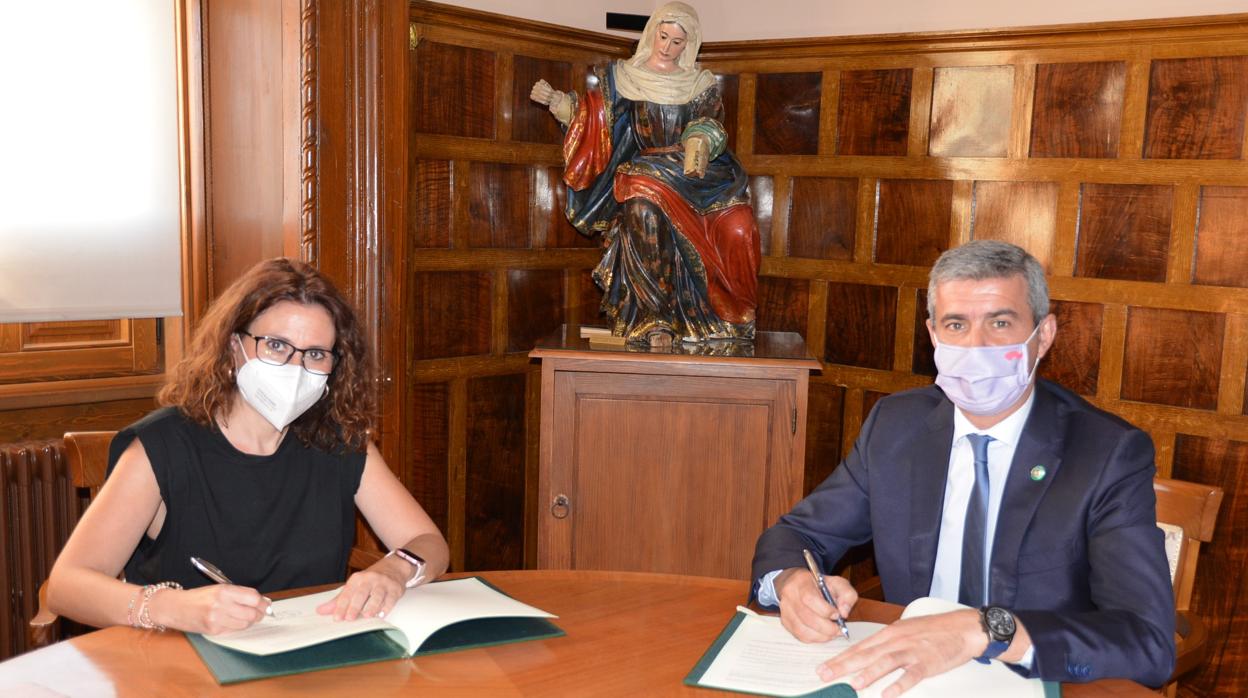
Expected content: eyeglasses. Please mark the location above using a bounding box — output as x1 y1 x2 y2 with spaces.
238 331 338 375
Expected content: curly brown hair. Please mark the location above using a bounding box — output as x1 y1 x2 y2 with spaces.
159 258 375 452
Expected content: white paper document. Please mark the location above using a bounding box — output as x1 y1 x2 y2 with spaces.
696 608 889 697
202 577 556 656
693 601 1048 697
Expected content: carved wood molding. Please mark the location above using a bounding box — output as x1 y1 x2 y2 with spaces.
353 0 382 368
409 0 633 55
298 0 407 467
700 12 1248 61
300 0 319 265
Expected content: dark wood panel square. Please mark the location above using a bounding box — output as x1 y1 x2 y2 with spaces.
507 269 565 353
512 55 571 144
407 382 449 533
541 166 596 248
876 179 953 266
754 72 822 155
755 276 809 334
467 162 531 248
716 73 740 154
789 177 857 260
465 373 527 571
863 391 888 419
410 271 492 359
575 269 607 327
1075 183 1173 282
1030 62 1126 158
825 282 898 370
1040 300 1102 396
749 175 774 255
972 181 1059 271
912 289 936 377
929 65 1013 158
1194 186 1248 288
409 159 451 248
1144 56 1248 160
1121 307 1224 410
837 69 912 156
411 41 495 139
1171 433 1248 696
804 382 845 495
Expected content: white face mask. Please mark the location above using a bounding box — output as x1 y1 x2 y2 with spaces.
234 337 329 431
932 323 1041 416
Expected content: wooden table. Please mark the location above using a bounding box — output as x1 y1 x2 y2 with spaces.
0 570 1156 697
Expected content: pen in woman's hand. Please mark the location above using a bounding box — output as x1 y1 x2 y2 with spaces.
802 548 851 641
190 556 274 616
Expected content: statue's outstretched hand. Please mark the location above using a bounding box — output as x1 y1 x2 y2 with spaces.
530 79 558 106
532 79 573 125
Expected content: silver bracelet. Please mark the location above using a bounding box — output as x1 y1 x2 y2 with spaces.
136 581 183 631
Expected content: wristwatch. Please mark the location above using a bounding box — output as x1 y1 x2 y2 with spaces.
976 606 1016 663
386 548 427 588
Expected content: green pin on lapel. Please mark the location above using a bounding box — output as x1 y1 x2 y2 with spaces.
1030 465 1047 481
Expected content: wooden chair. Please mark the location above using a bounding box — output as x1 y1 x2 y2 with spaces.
27 430 387 649
1154 476 1223 695
28 431 114 648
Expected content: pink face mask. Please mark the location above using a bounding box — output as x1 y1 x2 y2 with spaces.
933 324 1041 416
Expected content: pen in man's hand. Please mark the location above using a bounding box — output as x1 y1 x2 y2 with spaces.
190 556 274 616
802 548 851 641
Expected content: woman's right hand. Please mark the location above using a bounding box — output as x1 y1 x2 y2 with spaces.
530 79 560 106
151 584 270 635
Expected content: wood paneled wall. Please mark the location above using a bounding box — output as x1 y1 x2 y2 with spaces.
403 4 631 573
694 15 1248 697
402 6 1247 694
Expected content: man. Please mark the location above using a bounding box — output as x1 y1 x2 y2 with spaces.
752 240 1174 695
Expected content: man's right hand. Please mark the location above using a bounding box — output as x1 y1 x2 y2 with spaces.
774 567 858 643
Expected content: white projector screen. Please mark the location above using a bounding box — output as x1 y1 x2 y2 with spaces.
0 0 182 323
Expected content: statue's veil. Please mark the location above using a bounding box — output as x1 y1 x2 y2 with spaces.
614 2 715 105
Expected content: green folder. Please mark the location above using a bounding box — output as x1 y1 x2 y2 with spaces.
684 611 1061 698
186 577 565 685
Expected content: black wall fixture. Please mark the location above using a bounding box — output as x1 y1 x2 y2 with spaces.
606 12 648 32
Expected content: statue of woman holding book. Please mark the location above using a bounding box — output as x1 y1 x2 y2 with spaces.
531 2 760 346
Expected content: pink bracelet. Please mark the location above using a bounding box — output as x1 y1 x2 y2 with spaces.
135 581 183 631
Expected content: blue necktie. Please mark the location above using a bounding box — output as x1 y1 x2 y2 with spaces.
959 434 994 607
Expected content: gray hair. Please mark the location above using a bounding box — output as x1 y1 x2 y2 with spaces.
927 240 1049 325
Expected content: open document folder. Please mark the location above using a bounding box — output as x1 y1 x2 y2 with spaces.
686 597 1057 697
186 577 563 684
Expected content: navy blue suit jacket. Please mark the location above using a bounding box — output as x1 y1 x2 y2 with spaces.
752 379 1175 686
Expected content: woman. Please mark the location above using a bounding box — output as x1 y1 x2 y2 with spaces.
47 258 448 635
531 2 760 346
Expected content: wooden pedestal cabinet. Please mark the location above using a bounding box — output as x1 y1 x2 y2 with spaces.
531 327 820 580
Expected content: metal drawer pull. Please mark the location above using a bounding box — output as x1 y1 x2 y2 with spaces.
551 494 570 519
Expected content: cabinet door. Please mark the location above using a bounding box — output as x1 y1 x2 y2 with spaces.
540 369 803 579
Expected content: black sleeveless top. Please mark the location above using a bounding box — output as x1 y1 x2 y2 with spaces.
106 407 366 593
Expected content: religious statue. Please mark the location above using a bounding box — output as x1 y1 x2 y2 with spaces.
531 2 760 347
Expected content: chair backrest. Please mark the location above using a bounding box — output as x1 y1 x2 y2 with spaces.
62 431 116 500
1154 476 1223 611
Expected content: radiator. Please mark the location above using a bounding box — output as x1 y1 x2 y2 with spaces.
0 440 89 660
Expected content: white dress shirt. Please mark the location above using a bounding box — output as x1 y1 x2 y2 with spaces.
757 391 1037 667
